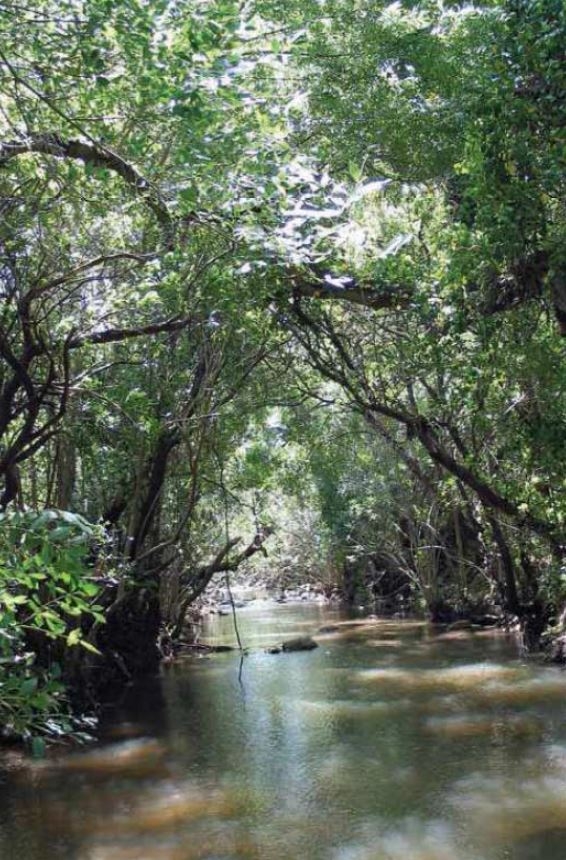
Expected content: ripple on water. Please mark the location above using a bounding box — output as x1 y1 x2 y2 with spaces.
316 620 426 642
432 628 507 643
365 638 405 648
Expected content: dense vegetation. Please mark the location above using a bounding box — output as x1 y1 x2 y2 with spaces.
0 0 564 745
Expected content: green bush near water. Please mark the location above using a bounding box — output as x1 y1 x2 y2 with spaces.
0 511 104 750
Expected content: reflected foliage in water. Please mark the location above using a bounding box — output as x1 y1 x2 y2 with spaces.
2 602 566 859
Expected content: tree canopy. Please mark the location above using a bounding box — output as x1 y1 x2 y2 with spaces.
0 0 564 744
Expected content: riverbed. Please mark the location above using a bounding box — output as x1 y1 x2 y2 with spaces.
2 601 566 859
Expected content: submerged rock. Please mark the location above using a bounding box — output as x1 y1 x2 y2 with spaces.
281 636 319 652
266 637 319 654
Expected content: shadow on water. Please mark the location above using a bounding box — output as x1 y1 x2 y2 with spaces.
3 602 566 859
97 672 169 741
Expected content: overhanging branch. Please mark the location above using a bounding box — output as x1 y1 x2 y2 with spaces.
172 526 274 636
68 314 194 348
0 133 175 247
288 264 413 311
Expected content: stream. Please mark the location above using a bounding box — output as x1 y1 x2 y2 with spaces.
2 601 566 859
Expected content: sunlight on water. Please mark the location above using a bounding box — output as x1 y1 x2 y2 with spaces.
83 834 261 860
91 785 237 835
47 738 169 778
456 772 566 846
365 638 405 648
424 714 542 739
357 662 525 691
472 675 566 705
3 603 566 860
333 819 475 860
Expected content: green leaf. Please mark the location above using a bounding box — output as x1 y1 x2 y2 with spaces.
66 629 81 646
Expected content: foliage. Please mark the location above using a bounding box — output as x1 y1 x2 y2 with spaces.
0 0 565 741
0 511 103 745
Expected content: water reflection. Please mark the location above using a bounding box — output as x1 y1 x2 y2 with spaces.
46 738 169 778
333 818 475 860
2 603 566 859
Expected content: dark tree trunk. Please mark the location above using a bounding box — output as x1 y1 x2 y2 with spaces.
488 516 521 616
128 428 180 561
95 588 161 693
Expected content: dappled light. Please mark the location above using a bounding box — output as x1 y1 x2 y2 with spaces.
455 765 566 848
47 739 169 779
424 715 543 740
333 820 473 860
3 605 566 858
0 0 565 856
358 663 526 693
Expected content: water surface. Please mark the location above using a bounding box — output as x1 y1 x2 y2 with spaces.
2 602 566 859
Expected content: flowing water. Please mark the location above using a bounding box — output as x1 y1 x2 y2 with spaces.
3 601 566 859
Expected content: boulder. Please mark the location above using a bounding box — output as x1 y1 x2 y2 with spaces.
281 636 319 652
